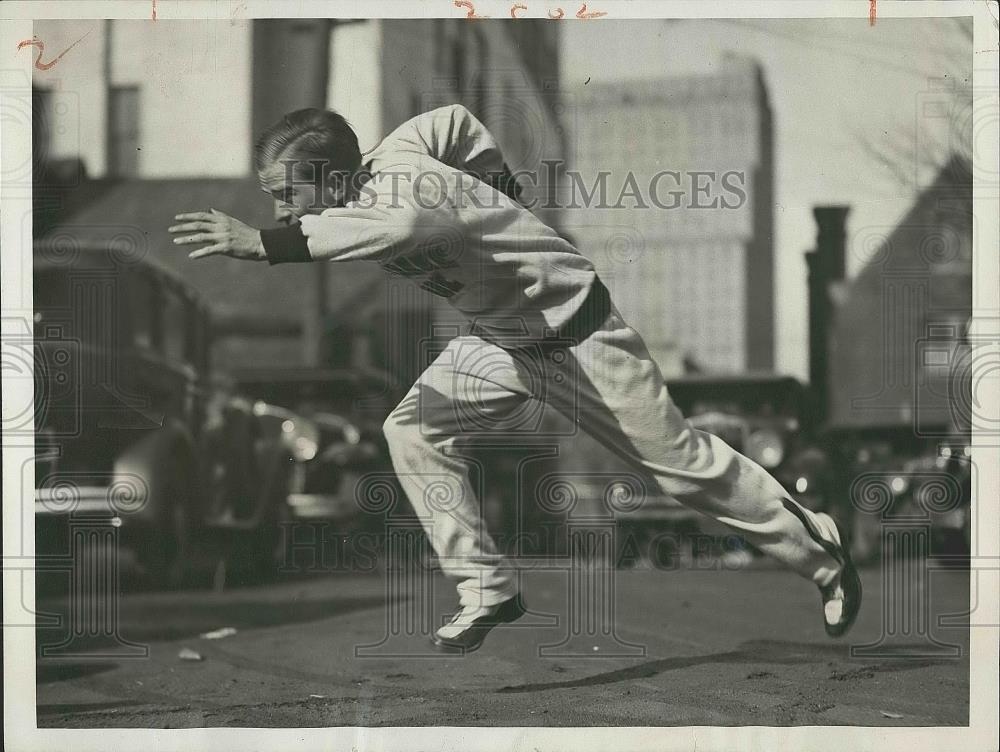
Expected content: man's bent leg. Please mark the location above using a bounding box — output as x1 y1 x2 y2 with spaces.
382 335 530 609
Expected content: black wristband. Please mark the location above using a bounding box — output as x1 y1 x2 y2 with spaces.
260 224 312 265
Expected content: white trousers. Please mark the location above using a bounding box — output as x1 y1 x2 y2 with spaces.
383 304 841 608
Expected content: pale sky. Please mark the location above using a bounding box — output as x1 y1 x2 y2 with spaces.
561 18 971 379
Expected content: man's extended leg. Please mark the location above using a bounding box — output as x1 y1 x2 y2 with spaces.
545 307 842 582
539 304 860 636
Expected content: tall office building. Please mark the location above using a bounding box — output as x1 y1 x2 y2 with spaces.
563 56 775 374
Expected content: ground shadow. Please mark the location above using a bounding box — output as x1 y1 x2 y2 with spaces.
37 700 147 716
497 639 960 693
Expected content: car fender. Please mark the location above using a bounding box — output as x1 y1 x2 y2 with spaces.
112 419 198 525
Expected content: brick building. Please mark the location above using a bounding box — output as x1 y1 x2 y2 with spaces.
827 155 973 435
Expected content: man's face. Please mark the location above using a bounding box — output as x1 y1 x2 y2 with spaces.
258 160 344 224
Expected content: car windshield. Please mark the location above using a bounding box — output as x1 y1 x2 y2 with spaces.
33 268 118 347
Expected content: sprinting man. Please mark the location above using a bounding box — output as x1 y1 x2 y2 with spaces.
169 104 861 653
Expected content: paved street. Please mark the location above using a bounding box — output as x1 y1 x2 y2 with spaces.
35 563 970 727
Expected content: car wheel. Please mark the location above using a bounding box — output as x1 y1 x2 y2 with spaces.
136 460 194 589
223 445 293 584
257 454 296 577
261 496 294 577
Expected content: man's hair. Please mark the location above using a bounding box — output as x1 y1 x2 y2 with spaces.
253 108 362 178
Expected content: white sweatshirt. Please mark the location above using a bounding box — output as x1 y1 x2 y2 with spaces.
297 105 598 342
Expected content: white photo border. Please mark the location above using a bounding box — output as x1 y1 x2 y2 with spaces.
2 1 997 750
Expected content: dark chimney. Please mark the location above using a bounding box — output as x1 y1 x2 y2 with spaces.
806 206 850 425
251 20 332 366
251 20 331 146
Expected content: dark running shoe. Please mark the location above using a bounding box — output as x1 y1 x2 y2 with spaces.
814 513 863 638
431 595 526 654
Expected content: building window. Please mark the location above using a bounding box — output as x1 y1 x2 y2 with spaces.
433 19 447 77
920 314 970 380
127 269 159 351
473 30 488 118
162 288 189 364
452 34 467 105
108 86 140 177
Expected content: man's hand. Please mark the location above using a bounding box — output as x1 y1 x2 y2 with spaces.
169 209 266 261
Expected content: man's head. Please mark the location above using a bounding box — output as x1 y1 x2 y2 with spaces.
254 108 362 223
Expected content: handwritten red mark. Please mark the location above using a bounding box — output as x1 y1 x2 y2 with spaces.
16 30 92 71
454 1 604 20
868 0 876 26
576 3 606 18
454 0 489 18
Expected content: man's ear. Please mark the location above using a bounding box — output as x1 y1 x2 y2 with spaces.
324 168 348 205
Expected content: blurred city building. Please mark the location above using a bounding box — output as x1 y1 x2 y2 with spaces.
826 155 973 436
562 55 775 375
32 19 564 385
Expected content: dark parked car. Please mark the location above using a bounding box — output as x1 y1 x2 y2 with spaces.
231 368 403 530
33 242 291 584
837 430 972 563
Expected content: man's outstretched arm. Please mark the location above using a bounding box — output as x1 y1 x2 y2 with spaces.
171 206 419 266
170 178 448 265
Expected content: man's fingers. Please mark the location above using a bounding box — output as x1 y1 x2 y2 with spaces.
188 245 226 260
168 221 217 234
173 232 224 246
174 211 216 222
